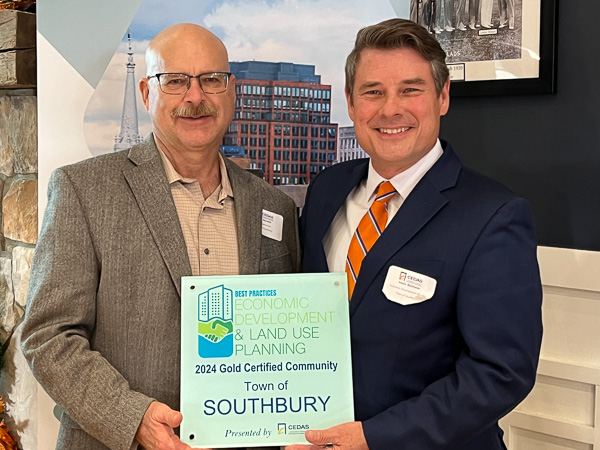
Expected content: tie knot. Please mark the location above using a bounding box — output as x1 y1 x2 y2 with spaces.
375 181 396 203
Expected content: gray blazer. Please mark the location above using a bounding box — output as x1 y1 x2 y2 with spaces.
21 137 300 450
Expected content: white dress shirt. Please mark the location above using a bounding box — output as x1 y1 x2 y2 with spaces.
323 139 444 273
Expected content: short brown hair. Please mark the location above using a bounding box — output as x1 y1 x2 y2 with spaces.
345 18 449 98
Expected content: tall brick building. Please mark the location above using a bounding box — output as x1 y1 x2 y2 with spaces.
338 126 369 163
223 61 338 185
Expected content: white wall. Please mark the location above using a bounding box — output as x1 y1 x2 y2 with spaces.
501 247 600 449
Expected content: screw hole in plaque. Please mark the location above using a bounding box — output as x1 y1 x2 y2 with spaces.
189 434 195 440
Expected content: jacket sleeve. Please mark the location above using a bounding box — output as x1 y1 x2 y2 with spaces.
362 197 543 449
21 168 153 450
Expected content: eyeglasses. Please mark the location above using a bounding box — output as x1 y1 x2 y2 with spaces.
148 72 232 95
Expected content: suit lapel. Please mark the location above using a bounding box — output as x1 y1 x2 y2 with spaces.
225 159 262 275
123 138 192 297
349 144 462 314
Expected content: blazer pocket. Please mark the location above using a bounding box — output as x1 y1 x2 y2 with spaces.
259 252 292 274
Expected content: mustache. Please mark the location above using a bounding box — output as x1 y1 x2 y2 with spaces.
171 103 218 118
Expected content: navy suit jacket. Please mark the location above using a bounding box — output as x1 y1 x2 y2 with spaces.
300 142 543 449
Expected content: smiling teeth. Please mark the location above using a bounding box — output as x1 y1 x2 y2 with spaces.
379 127 410 134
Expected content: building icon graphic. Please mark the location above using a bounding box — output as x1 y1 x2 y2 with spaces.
197 285 234 358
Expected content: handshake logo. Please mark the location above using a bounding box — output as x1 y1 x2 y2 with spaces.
197 285 234 358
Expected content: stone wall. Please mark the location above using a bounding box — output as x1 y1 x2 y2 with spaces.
0 10 38 449
0 89 37 450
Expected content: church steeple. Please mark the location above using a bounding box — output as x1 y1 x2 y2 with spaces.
114 29 143 152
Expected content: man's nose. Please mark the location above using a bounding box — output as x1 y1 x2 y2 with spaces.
380 93 405 116
183 77 206 103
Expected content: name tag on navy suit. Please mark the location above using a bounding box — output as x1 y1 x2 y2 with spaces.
383 266 437 305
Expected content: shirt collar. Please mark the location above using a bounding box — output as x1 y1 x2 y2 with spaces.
364 139 444 202
155 136 234 202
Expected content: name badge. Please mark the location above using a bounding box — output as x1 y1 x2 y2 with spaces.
262 209 283 241
382 266 437 306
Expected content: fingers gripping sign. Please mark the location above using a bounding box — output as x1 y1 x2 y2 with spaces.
285 421 369 450
134 401 211 450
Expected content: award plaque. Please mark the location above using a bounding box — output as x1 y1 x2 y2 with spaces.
180 273 354 448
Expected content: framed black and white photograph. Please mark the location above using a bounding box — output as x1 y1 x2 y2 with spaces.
411 0 557 96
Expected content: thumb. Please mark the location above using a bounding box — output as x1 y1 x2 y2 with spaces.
152 402 183 428
305 429 330 445
168 409 183 428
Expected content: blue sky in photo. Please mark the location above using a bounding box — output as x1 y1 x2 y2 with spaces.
83 0 407 155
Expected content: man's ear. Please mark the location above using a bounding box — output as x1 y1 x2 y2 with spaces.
439 78 450 116
345 89 355 122
139 78 150 111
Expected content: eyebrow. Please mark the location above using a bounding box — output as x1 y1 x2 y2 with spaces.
358 78 428 90
357 81 383 91
402 78 427 85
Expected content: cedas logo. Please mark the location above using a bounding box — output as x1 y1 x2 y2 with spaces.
197 285 234 358
277 423 310 436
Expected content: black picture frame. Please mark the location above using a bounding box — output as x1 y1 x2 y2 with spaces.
450 0 557 97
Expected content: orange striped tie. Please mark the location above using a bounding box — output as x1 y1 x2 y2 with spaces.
346 181 397 299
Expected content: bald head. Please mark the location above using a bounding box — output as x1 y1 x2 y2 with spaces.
145 23 230 76
139 23 236 164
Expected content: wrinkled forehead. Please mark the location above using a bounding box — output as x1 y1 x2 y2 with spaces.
146 32 230 75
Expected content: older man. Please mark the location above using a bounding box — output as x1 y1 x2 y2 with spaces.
22 24 299 450
292 18 542 450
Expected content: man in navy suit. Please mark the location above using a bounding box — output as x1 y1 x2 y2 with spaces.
288 18 542 450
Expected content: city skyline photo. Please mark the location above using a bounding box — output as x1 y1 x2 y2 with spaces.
83 0 407 155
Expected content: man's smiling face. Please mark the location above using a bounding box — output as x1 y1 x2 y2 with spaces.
140 25 235 156
346 46 450 178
